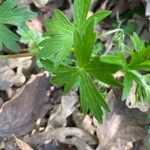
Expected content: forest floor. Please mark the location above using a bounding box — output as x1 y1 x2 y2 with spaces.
0 0 150 150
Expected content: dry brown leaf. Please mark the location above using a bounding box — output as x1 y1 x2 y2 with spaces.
25 127 97 148
47 92 78 128
67 137 94 150
0 70 17 91
32 0 49 8
72 110 95 135
14 135 33 150
0 73 50 137
82 115 95 135
94 90 148 150
0 58 32 91
27 18 43 33
72 109 84 128
18 0 50 8
0 59 18 90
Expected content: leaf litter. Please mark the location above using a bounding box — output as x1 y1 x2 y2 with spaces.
0 0 150 150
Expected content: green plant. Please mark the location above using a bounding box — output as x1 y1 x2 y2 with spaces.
39 0 124 123
39 0 150 122
0 0 36 52
0 0 150 123
101 32 150 102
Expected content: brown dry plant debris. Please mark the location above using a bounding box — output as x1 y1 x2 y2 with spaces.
0 73 50 137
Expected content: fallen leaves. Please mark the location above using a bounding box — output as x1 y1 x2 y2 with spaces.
25 127 97 150
0 73 50 137
47 91 78 128
0 58 30 91
94 90 148 150
23 92 97 150
0 0 149 149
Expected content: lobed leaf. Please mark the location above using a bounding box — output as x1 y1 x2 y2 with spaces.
39 35 73 67
74 19 96 67
130 32 145 51
0 0 36 51
84 57 122 87
129 46 150 69
0 7 35 26
122 72 133 101
0 0 19 13
133 60 150 71
100 53 127 71
0 24 19 51
40 59 79 93
79 71 110 123
39 10 74 66
87 10 111 24
74 0 91 30
45 9 74 36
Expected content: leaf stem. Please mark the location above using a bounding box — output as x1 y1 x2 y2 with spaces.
98 28 123 39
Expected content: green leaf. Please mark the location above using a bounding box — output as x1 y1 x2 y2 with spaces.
79 71 110 123
0 0 36 51
93 42 104 55
0 0 19 13
130 70 144 86
100 53 127 71
122 72 133 101
74 0 91 30
0 7 36 26
129 46 150 69
45 9 74 36
112 31 126 52
122 19 138 35
87 10 111 24
39 35 73 67
134 61 150 71
145 86 150 101
144 74 150 84
0 24 19 51
144 75 150 101
17 25 44 54
40 59 79 93
40 59 54 73
84 57 122 87
130 32 145 51
41 58 111 123
52 67 79 93
129 71 150 101
74 19 96 67
39 10 74 66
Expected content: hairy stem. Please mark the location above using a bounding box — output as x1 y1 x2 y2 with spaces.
98 28 124 39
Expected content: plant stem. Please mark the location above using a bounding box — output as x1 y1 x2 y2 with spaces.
98 28 123 39
0 53 34 59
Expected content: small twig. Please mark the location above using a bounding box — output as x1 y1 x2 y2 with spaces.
101 11 125 54
0 53 33 59
97 28 123 40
